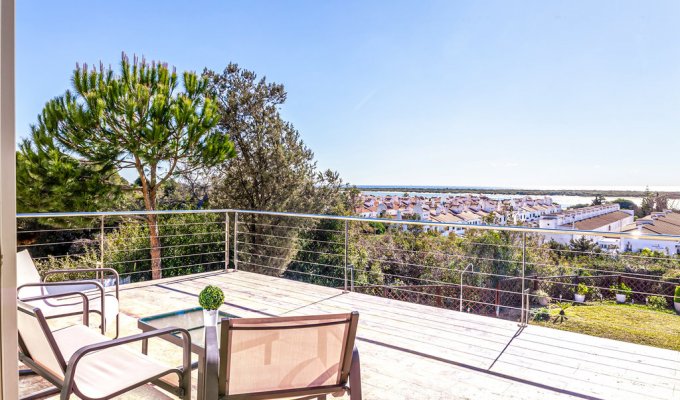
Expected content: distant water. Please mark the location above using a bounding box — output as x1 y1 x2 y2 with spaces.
358 185 680 192
360 190 643 207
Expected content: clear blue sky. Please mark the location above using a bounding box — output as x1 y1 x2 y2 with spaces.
16 1 680 189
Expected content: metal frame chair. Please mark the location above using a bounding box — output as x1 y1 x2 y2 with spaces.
18 300 192 400
16 249 121 337
205 312 361 400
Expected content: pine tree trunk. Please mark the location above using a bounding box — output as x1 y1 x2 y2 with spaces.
136 158 162 280
147 213 162 280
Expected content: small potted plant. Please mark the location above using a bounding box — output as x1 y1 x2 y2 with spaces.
574 283 589 303
533 289 550 307
674 286 680 314
610 282 632 304
199 285 225 326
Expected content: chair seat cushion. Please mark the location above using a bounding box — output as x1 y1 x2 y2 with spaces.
53 325 175 399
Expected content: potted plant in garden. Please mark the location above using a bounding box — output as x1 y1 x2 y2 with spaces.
674 286 680 314
610 282 632 304
533 289 550 307
574 283 589 303
199 285 225 326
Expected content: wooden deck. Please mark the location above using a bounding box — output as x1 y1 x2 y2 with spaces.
21 270 680 399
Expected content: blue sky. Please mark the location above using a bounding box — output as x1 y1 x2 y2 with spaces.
17 1 680 188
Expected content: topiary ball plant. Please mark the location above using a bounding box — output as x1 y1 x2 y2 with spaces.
199 285 225 311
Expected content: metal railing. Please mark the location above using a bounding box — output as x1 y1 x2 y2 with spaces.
17 208 680 344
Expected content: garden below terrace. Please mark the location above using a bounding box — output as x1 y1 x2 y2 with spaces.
532 301 680 351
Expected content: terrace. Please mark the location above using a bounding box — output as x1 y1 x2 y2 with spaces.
15 210 680 399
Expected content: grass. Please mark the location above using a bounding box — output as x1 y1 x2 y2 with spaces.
532 301 680 351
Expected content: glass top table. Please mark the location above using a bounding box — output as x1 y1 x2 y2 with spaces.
138 306 238 350
138 307 239 400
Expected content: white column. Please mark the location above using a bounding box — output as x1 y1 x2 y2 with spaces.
0 0 17 398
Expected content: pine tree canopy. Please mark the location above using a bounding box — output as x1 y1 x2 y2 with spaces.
21 52 237 279
29 53 235 191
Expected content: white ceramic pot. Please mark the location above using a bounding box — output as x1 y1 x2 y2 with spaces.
203 309 219 326
574 294 586 303
616 294 627 304
538 297 549 307
674 302 680 314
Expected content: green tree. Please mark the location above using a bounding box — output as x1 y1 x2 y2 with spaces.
482 211 496 224
205 64 343 275
26 53 235 279
591 195 606 206
16 147 123 213
568 236 600 255
639 186 654 217
611 198 638 213
654 193 669 212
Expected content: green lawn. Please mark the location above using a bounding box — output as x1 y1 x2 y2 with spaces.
531 301 680 351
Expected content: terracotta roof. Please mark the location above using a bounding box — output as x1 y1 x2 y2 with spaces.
430 213 463 223
621 213 680 235
560 210 633 231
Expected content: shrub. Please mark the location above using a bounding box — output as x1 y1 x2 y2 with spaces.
36 247 100 281
576 283 590 296
647 295 668 311
532 307 550 322
610 282 632 298
662 269 680 282
532 290 550 304
199 285 225 310
674 286 680 304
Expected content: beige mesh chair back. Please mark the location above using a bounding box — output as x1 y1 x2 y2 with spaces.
217 312 361 399
16 249 121 337
17 249 44 297
17 301 67 382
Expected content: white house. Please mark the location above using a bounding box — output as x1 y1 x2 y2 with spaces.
620 211 680 254
539 204 634 246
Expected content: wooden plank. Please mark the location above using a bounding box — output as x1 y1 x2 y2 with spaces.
112 271 680 400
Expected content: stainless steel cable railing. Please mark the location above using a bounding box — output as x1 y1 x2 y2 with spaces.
17 208 680 330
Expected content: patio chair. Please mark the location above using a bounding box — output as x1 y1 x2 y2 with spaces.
16 249 120 337
18 300 192 400
205 312 362 400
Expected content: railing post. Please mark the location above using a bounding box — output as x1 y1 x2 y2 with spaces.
460 268 464 312
349 264 354 292
233 212 239 271
460 263 473 313
99 215 105 282
225 212 230 271
344 220 349 292
495 281 500 317
521 231 527 326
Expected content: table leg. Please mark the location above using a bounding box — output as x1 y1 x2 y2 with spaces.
142 338 148 355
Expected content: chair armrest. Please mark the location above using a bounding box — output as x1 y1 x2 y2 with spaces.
18 281 104 300
62 327 192 396
44 268 119 299
18 291 90 325
19 281 108 324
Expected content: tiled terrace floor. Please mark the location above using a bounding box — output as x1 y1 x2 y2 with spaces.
20 270 680 399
